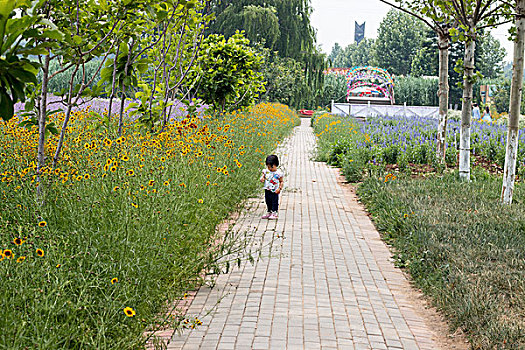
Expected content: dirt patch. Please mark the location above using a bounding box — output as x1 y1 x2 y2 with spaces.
335 170 470 350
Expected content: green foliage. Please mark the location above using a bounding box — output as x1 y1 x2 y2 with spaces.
0 0 63 121
208 0 317 61
328 38 375 68
357 173 525 348
476 32 506 79
319 73 347 107
410 28 438 76
372 9 426 76
192 32 265 111
213 4 280 49
490 79 525 115
395 76 439 106
260 53 304 108
207 0 324 109
40 59 103 94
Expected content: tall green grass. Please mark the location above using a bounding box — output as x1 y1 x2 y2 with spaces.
0 103 299 349
358 171 525 349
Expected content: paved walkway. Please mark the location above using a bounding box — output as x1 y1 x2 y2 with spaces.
169 118 438 349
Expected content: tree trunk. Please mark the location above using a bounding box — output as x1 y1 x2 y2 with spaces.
118 80 126 137
436 32 450 162
459 34 476 181
501 0 525 204
36 54 50 198
107 43 120 120
118 42 133 137
52 65 80 167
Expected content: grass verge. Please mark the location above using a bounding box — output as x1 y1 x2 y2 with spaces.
358 170 525 349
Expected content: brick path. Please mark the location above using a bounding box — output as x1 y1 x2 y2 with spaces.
169 118 439 349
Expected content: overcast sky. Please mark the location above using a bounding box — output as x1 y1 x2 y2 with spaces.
310 0 513 62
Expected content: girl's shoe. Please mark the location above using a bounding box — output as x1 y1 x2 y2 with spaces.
261 212 271 219
268 212 278 220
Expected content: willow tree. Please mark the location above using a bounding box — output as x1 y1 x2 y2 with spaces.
502 0 525 204
207 0 324 108
212 4 280 49
379 1 453 162
435 0 508 180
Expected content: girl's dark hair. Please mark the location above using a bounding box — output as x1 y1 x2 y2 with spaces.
265 155 279 166
485 106 490 113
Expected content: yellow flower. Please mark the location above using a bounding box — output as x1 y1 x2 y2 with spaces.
110 166 117 172
123 307 136 317
38 221 47 227
111 277 118 284
84 174 90 179
13 237 24 246
16 256 26 263
126 169 135 176
198 199 204 204
148 180 154 186
56 264 61 268
163 181 169 186
403 214 409 218
36 248 44 257
3 249 13 259
131 202 138 208
121 155 130 162
113 186 120 191
179 183 186 188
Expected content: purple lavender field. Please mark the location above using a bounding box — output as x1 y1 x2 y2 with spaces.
14 95 209 121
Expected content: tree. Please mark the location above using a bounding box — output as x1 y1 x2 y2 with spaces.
206 0 323 108
192 32 265 111
213 4 280 50
477 32 506 78
439 0 508 181
378 1 453 162
352 38 375 67
261 54 307 108
410 28 439 76
502 0 525 204
372 9 426 76
123 0 211 132
0 0 63 194
333 44 356 67
328 43 343 66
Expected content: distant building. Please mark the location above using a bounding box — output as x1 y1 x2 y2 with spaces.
355 22 365 45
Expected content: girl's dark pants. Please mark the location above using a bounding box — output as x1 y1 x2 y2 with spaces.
265 189 279 212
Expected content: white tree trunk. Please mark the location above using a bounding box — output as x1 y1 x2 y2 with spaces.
436 32 450 162
502 0 525 204
459 35 476 181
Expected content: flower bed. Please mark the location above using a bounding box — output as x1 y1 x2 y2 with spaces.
0 103 299 348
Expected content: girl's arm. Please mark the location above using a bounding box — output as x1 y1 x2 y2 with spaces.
260 170 265 183
275 176 284 194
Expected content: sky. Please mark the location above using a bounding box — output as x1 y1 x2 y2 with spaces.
310 0 513 62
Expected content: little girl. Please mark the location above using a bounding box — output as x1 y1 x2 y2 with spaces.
260 155 283 220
